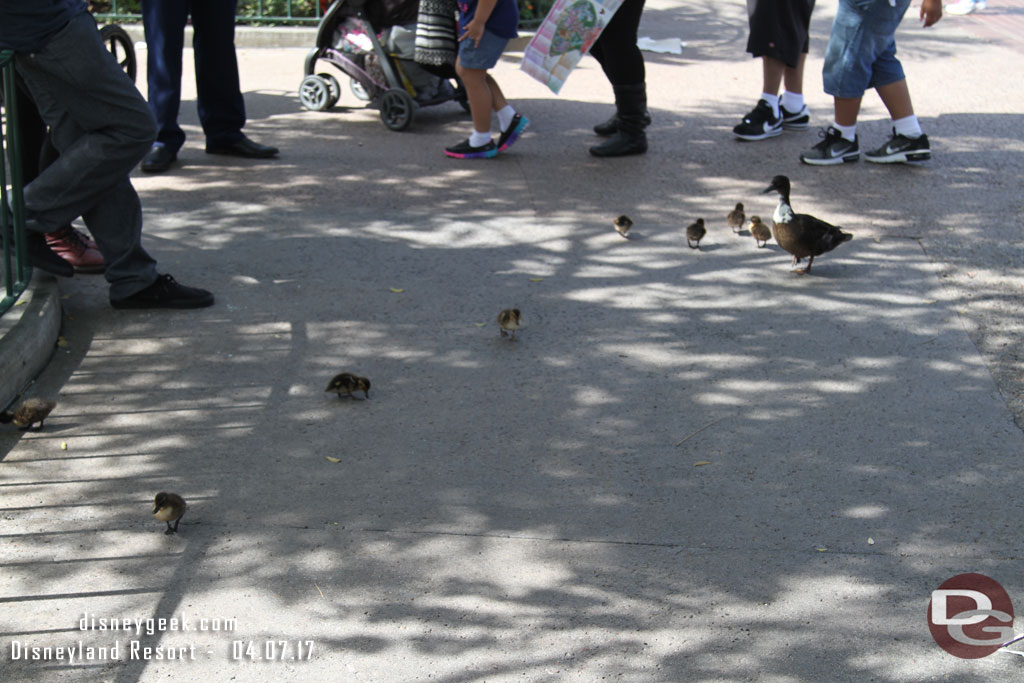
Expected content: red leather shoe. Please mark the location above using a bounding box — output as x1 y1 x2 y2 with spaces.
72 226 98 250
45 225 105 273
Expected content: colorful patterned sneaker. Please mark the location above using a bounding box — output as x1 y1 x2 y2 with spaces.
733 99 782 141
45 225 105 273
800 126 860 165
497 114 530 152
865 130 931 163
780 103 810 130
444 139 498 159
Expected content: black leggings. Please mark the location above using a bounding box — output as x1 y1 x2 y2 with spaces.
589 0 647 86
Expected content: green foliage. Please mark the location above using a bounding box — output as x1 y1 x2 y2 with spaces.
518 0 555 29
89 0 552 29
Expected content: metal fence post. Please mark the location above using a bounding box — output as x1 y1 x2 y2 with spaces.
0 49 32 317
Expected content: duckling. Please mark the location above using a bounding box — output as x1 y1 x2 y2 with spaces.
748 216 772 248
613 214 633 238
153 492 186 535
325 373 371 399
685 219 706 249
761 175 852 274
497 308 522 338
727 202 745 233
0 398 57 431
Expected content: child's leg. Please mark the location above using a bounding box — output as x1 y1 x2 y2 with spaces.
834 96 862 127
875 78 913 121
875 78 924 139
782 52 806 96
761 56 785 97
780 53 809 121
456 61 495 136
484 74 508 114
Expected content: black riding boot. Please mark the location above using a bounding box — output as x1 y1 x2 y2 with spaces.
589 84 648 157
593 109 652 137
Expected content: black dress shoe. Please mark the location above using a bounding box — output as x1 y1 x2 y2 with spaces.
110 273 214 310
141 144 177 173
1 211 73 278
205 135 279 159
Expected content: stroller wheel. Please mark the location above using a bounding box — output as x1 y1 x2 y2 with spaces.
350 77 371 102
100 25 137 84
317 73 341 108
299 74 333 112
380 89 415 132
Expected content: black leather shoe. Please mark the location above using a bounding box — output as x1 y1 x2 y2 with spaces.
141 144 177 173
111 273 214 310
205 135 279 159
1 211 73 278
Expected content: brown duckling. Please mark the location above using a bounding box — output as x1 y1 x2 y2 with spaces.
325 373 371 399
762 175 852 274
748 216 772 248
0 398 57 431
685 219 706 249
613 214 633 238
153 492 186 535
727 202 745 233
497 308 522 338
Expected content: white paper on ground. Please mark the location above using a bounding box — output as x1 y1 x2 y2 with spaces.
637 36 684 54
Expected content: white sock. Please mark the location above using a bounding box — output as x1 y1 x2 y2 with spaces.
892 115 922 139
469 130 492 147
780 91 804 114
760 93 780 118
832 122 857 142
496 105 516 131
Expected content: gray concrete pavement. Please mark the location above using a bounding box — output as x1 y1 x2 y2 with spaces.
3 2 1024 680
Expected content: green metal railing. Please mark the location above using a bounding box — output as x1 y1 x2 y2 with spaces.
0 50 31 317
90 1 325 25
90 0 551 29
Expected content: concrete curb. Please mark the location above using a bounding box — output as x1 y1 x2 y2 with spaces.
117 25 319 50
0 272 62 410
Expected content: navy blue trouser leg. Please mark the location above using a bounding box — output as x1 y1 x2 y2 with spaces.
143 0 189 153
192 0 247 146
143 0 246 151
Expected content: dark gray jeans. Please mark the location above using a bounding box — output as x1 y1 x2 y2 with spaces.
15 12 158 299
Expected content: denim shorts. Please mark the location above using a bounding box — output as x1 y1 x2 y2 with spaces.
457 29 509 70
822 0 911 98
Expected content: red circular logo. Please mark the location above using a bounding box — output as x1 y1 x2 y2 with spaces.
928 573 1015 658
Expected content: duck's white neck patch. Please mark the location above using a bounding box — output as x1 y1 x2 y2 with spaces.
773 199 794 224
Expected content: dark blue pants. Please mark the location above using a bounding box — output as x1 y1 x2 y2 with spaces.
143 0 246 152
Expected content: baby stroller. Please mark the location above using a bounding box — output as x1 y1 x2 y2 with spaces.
299 0 468 131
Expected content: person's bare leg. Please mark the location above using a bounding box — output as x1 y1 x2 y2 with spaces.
484 74 508 113
834 97 862 127
456 62 493 134
875 79 914 120
761 56 785 95
782 53 807 94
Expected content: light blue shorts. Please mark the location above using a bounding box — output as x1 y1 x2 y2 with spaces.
822 0 911 98
457 30 509 70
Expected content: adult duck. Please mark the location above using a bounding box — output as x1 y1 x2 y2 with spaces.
761 175 852 274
